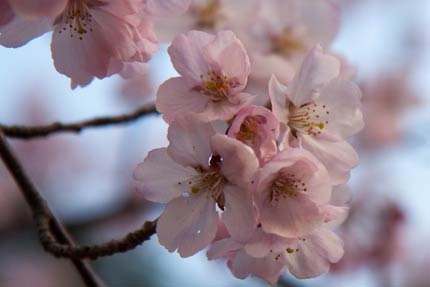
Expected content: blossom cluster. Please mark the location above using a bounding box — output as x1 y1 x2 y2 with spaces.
0 0 365 284
134 28 363 284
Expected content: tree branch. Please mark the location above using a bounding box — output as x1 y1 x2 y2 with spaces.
0 104 158 139
0 130 157 286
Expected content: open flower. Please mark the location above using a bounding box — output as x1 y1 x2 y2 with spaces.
255 147 331 238
0 0 191 88
227 105 279 166
208 225 344 284
269 45 364 184
239 0 339 84
156 30 254 123
134 113 258 257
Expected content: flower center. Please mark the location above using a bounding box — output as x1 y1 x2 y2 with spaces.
270 173 307 204
56 0 104 40
180 155 227 210
197 71 237 102
192 0 222 29
235 115 267 145
288 102 329 137
271 27 306 58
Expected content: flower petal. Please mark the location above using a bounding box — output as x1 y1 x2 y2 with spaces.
204 30 250 91
167 112 215 168
283 228 343 278
168 30 215 84
268 74 289 125
260 191 323 238
156 77 209 123
300 135 359 185
288 45 340 106
210 134 259 186
229 250 285 285
157 191 218 257
0 16 51 48
222 185 257 242
9 0 67 19
316 78 364 138
134 148 198 203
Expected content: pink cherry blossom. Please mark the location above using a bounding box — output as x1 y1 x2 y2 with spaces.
239 0 339 84
0 0 191 88
154 0 257 42
227 105 279 166
134 113 258 257
208 225 344 283
156 30 254 123
254 147 331 238
269 45 364 184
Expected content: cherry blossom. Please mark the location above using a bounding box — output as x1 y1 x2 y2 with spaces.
227 105 279 166
156 30 253 123
134 113 258 257
208 226 344 283
240 0 339 84
269 45 364 184
154 0 257 42
255 147 331 238
0 0 191 88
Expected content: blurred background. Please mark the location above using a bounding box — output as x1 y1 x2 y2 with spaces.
0 0 429 286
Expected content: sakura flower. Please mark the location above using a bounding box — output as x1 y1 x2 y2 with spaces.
255 147 331 238
240 0 339 83
227 105 279 166
208 226 344 283
154 0 257 42
269 45 364 184
134 113 258 257
156 30 254 123
0 0 191 88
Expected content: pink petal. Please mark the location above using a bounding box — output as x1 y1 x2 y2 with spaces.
268 74 289 125
222 185 257 242
288 45 340 106
204 30 250 92
244 229 290 258
229 250 285 285
157 191 218 257
0 16 51 48
316 78 364 139
228 105 280 165
168 30 215 84
300 135 359 185
145 0 191 17
207 238 242 260
9 0 67 19
283 228 343 278
156 77 209 123
210 134 259 186
134 148 198 203
167 112 215 169
260 191 323 238
202 92 254 121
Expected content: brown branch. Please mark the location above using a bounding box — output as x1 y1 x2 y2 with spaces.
0 104 158 139
0 130 157 286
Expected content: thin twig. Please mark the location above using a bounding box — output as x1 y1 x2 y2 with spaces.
0 131 157 285
0 104 158 139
